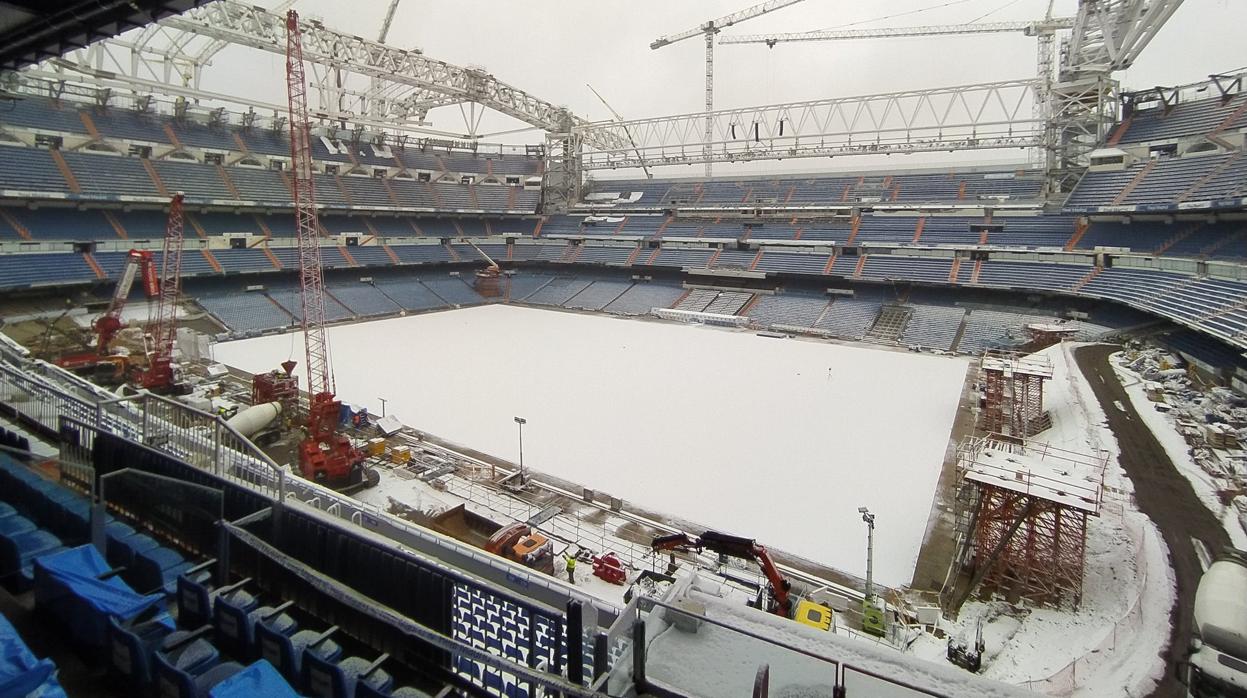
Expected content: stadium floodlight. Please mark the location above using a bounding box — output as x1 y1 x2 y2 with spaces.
514 416 527 485
859 507 876 600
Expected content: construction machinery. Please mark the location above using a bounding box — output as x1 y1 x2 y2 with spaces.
1179 548 1247 697
460 238 504 298
54 247 158 382
649 0 806 177
285 9 369 489
136 191 186 394
652 530 795 617
484 521 556 575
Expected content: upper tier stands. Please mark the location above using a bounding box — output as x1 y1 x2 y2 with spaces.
1117 92 1247 145
0 95 541 176
585 169 1044 209
1066 152 1246 211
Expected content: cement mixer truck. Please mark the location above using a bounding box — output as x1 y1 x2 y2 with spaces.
1180 549 1247 697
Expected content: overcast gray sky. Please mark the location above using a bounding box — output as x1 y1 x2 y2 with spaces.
184 0 1246 177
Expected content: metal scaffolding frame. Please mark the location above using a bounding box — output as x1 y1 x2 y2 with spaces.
951 435 1107 609
979 351 1053 438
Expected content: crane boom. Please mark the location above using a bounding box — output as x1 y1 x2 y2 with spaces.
652 530 793 617
720 18 1075 45
139 192 185 392
377 0 401 43
287 8 365 487
650 0 806 48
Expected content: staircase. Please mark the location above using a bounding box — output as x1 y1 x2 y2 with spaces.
82 253 106 280
865 304 912 342
969 259 983 284
1153 224 1202 256
101 211 128 239
845 215 860 245
853 255 867 279
140 159 170 197
1178 151 1242 202
912 217 926 244
1064 219 1090 251
77 111 102 141
338 246 359 267
162 124 184 150
0 210 33 240
200 249 223 274
1110 159 1156 205
1201 229 1247 258
1071 266 1102 292
49 150 81 193
948 257 962 284
335 176 354 207
262 245 283 270
382 244 401 264
216 165 242 199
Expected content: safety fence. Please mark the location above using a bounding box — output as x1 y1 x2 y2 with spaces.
1020 519 1151 694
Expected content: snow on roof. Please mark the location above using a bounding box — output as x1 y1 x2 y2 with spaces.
635 576 1033 697
981 352 1053 379
962 437 1107 513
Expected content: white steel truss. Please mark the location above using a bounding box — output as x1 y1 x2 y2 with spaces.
719 19 1075 46
574 80 1042 170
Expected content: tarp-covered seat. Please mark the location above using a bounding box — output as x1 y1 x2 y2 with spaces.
33 545 166 647
0 610 66 698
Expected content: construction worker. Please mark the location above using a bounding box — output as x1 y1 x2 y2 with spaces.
564 551 577 584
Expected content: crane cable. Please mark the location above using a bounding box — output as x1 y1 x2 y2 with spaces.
815 0 981 31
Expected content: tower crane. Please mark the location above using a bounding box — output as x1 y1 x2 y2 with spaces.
285 9 368 489
650 0 806 178
137 191 185 394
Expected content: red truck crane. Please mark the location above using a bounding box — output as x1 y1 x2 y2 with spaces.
285 9 367 488
651 530 793 617
56 248 157 378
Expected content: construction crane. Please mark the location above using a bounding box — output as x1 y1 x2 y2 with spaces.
286 9 368 489
137 192 185 394
460 238 505 298
586 84 652 180
652 530 794 617
650 0 806 178
718 18 1074 47
54 248 158 380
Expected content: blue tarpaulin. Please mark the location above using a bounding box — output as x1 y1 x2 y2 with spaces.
208 659 299 698
33 545 169 646
0 613 66 698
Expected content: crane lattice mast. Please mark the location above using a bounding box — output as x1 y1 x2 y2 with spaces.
285 9 332 404
140 192 184 391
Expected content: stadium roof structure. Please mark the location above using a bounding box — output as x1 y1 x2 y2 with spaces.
0 0 209 71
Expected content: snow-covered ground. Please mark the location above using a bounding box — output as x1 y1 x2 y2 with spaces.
1112 353 1247 548
213 304 970 587
908 342 1174 696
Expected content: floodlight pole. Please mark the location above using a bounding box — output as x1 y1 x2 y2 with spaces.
859 507 876 600
514 416 527 485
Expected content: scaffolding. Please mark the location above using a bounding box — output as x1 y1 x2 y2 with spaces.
1024 323 1079 352
979 351 1053 437
949 435 1107 610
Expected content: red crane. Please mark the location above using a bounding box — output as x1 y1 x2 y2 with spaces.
55 247 158 376
285 9 365 487
651 530 794 617
137 192 185 393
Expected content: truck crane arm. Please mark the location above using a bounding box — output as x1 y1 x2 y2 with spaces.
94 248 156 351
650 530 793 617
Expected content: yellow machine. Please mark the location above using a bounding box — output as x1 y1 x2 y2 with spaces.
793 599 834 632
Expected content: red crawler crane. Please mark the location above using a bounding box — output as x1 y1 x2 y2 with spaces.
285 9 366 488
137 192 185 393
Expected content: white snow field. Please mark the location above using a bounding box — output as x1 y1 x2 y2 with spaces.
213 304 970 586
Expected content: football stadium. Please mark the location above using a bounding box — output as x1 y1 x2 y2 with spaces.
0 1 1243 696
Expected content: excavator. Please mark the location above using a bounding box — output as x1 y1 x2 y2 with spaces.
55 248 158 382
651 530 835 632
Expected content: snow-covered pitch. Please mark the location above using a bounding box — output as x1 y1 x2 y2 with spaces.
213 305 970 586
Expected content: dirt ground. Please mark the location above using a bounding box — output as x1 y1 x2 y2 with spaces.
1073 344 1230 698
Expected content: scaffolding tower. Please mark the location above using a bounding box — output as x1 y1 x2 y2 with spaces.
980 351 1053 437
946 435 1107 612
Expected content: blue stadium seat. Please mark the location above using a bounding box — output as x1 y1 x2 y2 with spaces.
302 650 393 698
214 594 296 661
256 621 342 689
176 574 254 629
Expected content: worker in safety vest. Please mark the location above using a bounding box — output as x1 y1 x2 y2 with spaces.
564 552 576 584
